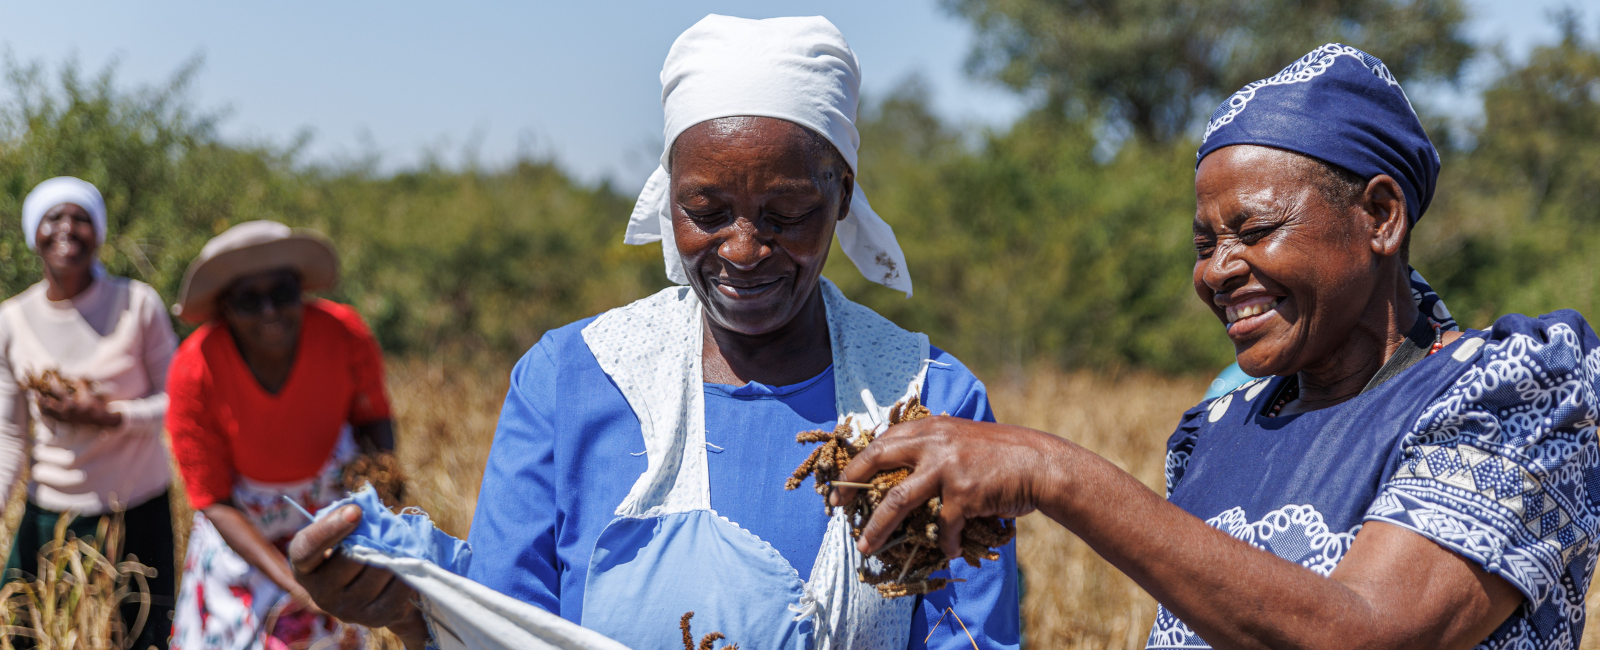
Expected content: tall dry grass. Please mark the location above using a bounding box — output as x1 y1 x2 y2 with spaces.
376 361 1198 646
377 360 1600 649
0 512 154 650
5 360 1600 648
383 358 508 540
986 369 1203 649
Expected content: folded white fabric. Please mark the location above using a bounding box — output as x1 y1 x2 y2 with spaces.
624 14 913 297
344 546 632 650
314 488 632 650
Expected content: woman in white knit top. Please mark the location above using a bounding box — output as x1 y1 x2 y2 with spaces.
0 177 178 649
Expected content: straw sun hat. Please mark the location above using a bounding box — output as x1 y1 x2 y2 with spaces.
173 220 338 323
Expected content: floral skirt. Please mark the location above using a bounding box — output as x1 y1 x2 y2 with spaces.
172 431 361 650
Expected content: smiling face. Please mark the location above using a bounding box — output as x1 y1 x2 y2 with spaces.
219 268 305 360
1193 145 1410 377
34 203 98 277
669 116 853 336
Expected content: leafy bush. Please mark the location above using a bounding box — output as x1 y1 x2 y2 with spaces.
0 58 664 357
2 13 1596 373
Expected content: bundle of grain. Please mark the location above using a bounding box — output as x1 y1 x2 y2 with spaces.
21 370 99 405
677 612 737 650
342 452 408 508
786 396 1016 598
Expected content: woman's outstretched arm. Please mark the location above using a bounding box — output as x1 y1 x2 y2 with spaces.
203 501 320 606
834 418 1522 650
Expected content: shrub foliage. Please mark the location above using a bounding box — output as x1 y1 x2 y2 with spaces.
1 13 1597 372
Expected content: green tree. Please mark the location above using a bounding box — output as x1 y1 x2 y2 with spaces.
0 58 664 356
1418 14 1600 326
0 55 308 310
948 0 1475 143
833 80 1230 372
2 14 1594 374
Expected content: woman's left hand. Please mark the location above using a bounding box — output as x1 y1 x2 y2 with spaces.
35 392 123 428
831 416 1077 559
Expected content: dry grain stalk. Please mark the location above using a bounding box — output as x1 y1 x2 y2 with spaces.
786 396 1017 598
0 511 154 650
342 452 408 508
679 612 737 650
359 626 407 650
22 370 99 405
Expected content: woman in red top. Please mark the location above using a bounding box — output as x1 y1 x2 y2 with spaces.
165 220 393 650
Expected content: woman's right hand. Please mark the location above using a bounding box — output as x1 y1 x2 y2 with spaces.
35 392 123 428
289 504 431 649
830 416 1077 558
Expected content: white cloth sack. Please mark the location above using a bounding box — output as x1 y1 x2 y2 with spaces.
345 546 633 650
624 14 913 297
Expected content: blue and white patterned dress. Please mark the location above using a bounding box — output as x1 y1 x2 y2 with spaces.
1150 310 1600 649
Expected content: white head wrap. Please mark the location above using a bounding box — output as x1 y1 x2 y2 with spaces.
624 14 913 297
22 177 107 251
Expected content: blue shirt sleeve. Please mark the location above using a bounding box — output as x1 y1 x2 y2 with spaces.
909 349 1021 650
1364 310 1600 644
464 341 562 614
1164 399 1213 498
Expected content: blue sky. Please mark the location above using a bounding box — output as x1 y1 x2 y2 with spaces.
2 0 1592 190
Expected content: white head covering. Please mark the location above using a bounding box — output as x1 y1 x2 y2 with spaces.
625 14 914 297
22 177 107 251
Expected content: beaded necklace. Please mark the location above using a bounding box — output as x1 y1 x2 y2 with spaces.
1266 321 1443 417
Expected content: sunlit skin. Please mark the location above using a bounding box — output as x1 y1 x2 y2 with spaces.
1193 145 1443 414
672 116 853 386
203 268 396 619
30 204 122 428
287 116 852 649
832 145 1520 649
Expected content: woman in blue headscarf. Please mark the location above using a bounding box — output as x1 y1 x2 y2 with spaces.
835 44 1600 649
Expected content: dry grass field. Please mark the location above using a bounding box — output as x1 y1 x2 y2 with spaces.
987 369 1199 648
5 360 1600 648
380 360 1199 647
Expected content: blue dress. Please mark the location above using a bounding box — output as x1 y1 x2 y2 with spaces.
465 316 1021 650
1148 311 1600 649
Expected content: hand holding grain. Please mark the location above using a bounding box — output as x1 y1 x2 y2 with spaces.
289 504 431 649
35 392 122 428
26 370 122 428
832 417 1075 559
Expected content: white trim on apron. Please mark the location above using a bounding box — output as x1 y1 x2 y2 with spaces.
581 278 929 650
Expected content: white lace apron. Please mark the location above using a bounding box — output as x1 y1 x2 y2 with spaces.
580 278 928 650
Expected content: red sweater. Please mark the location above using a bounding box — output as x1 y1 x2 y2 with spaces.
166 300 391 510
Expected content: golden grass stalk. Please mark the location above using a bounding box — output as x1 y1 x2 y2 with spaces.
0 511 153 650
10 360 1599 649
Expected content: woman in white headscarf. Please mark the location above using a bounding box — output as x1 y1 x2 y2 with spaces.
0 176 179 649
289 14 1019 650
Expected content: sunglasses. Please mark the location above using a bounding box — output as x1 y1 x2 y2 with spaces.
225 280 302 316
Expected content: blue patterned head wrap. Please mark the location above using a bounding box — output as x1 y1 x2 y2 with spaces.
1197 44 1440 225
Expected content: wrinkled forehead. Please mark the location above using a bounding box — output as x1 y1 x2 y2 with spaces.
668 116 844 185
1197 146 1325 203
1196 144 1331 225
